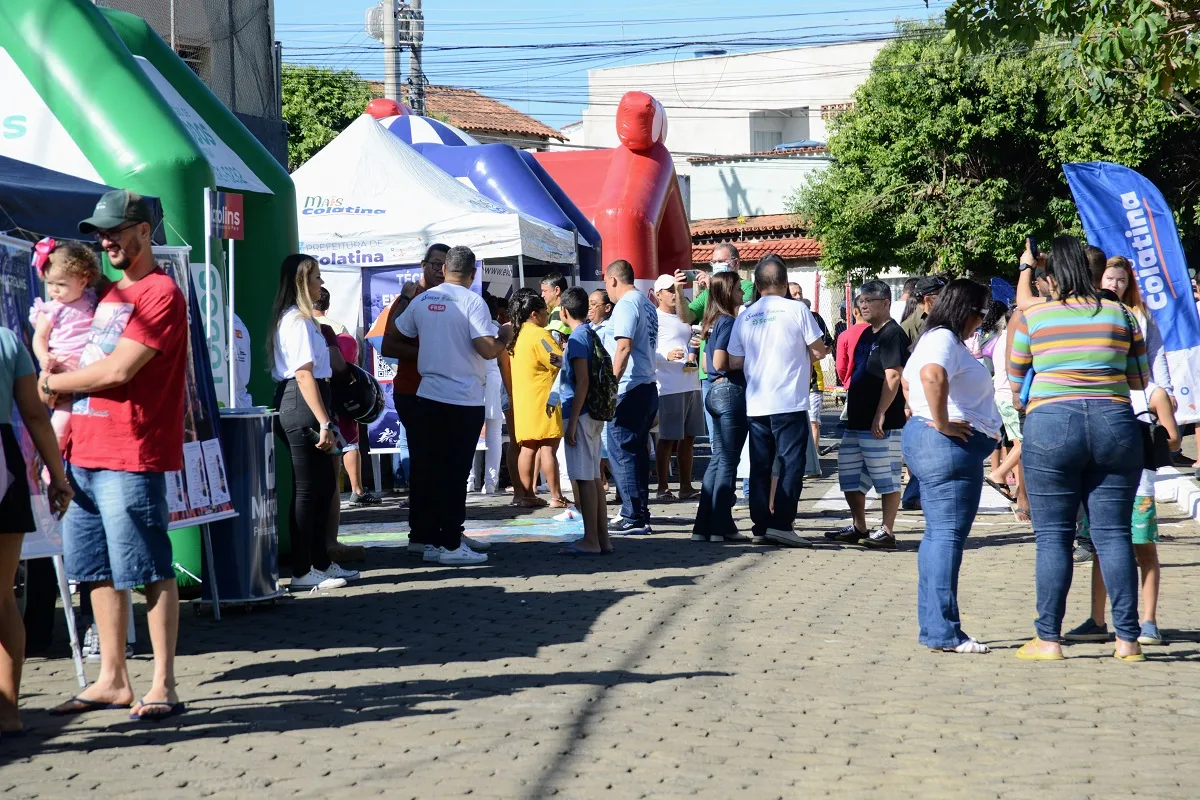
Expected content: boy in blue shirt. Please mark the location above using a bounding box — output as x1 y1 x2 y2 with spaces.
559 287 611 554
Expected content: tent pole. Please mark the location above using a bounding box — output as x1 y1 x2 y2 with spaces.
227 238 236 408
517 254 524 289
203 189 212 339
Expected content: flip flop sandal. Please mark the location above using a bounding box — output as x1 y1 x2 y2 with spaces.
984 478 1016 502
558 545 604 556
49 696 132 716
932 638 990 654
1113 650 1147 662
548 497 572 509
129 699 186 722
655 491 677 502
1014 505 1031 523
1015 638 1064 661
676 490 701 501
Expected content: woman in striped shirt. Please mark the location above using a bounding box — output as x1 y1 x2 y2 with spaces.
1007 235 1149 662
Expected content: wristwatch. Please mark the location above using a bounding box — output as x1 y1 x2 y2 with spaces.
1019 262 1031 272
320 421 335 432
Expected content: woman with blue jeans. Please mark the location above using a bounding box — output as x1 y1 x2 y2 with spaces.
901 279 1001 653
1008 235 1147 662
693 273 748 542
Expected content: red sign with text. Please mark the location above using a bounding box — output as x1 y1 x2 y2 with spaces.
209 191 244 240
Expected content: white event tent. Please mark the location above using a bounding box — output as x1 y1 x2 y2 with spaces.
293 115 577 331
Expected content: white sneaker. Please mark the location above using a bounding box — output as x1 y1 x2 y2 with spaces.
461 534 491 551
423 544 441 563
765 528 814 548
289 569 347 590
438 544 488 565
325 562 360 580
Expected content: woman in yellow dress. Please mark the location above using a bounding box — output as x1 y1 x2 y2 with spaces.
508 291 567 507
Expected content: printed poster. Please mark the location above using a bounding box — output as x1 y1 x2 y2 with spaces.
202 438 232 506
0 236 61 560
154 247 237 527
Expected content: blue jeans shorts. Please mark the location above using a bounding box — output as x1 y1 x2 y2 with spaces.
63 466 175 590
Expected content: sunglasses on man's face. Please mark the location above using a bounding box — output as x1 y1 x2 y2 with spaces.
93 222 140 243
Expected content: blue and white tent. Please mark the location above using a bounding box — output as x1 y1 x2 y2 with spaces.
378 114 479 147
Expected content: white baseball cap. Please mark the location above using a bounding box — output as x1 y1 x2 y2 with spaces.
653 274 676 292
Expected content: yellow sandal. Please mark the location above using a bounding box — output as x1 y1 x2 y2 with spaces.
1016 638 1065 661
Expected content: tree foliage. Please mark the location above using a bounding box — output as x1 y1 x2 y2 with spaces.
942 0 1200 117
792 25 1200 281
281 65 377 170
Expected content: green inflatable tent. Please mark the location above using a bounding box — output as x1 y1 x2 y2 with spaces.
0 0 298 582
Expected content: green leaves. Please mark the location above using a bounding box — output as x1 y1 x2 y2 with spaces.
282 65 378 171
792 21 1200 282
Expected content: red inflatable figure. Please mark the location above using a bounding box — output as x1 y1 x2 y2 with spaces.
535 92 691 283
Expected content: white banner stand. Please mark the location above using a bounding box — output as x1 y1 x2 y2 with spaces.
49 556 86 688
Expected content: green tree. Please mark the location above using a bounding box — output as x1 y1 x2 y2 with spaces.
281 65 377 170
792 25 1200 281
942 1 1200 117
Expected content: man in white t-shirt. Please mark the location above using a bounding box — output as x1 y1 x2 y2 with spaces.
727 257 829 546
396 245 512 565
652 273 703 500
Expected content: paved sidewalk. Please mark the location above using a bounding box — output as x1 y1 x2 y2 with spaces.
7 476 1200 798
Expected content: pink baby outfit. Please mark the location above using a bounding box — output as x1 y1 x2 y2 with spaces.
30 290 96 371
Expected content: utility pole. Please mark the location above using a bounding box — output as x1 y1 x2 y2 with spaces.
382 0 401 101
401 0 426 115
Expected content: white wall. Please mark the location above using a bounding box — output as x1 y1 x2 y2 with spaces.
689 155 831 219
579 40 885 156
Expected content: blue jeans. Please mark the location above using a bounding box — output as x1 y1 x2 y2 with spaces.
63 466 174 590
607 382 659 524
701 380 716 458
695 380 747 538
903 420 996 648
747 410 810 535
902 473 921 506
391 420 410 486
1023 401 1142 643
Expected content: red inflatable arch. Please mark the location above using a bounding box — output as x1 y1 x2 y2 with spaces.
535 91 691 282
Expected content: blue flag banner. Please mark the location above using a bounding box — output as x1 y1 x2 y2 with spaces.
1063 161 1200 422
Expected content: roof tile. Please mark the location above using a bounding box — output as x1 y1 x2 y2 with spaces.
691 214 806 237
425 86 564 141
692 237 821 263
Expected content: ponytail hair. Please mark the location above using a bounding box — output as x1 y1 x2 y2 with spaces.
506 288 546 354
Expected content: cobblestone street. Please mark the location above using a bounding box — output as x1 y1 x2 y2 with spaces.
7 474 1200 799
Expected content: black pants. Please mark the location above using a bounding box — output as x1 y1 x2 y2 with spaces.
395 392 430 545
407 396 484 550
275 378 335 576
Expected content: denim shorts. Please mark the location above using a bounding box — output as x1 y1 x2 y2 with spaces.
63 466 175 590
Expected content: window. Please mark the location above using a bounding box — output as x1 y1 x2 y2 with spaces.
752 129 783 153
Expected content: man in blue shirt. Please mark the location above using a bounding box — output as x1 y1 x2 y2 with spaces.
603 260 659 534
559 287 610 554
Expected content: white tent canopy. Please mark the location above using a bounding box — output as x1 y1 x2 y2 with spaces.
294 115 577 330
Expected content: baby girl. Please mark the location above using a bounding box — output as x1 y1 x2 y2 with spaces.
29 238 102 448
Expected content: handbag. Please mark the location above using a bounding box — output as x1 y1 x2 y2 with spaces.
1117 302 1171 469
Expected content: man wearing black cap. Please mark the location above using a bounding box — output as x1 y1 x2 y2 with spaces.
900 276 946 351
43 190 188 721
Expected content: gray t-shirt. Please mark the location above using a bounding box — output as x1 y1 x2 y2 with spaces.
0 327 34 425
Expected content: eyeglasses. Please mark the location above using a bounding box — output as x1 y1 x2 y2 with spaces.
92 222 139 242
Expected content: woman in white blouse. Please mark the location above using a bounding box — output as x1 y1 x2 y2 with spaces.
901 279 1002 654
267 255 356 591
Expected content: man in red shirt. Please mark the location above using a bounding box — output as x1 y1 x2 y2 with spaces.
42 191 188 722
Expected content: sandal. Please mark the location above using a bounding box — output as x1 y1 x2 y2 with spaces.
984 478 1015 502
548 496 571 509
516 496 548 508
676 489 700 501
933 638 990 654
1015 638 1064 661
655 491 677 502
1014 505 1031 523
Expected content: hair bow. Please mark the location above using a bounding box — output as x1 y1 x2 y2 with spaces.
32 238 56 277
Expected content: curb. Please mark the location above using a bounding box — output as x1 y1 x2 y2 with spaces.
1153 466 1200 521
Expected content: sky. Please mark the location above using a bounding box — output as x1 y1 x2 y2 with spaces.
276 0 950 130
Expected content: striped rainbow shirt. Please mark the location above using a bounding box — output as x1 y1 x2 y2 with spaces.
1007 297 1148 410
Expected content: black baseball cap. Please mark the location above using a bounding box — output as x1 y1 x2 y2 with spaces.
914 276 947 298
79 189 156 234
